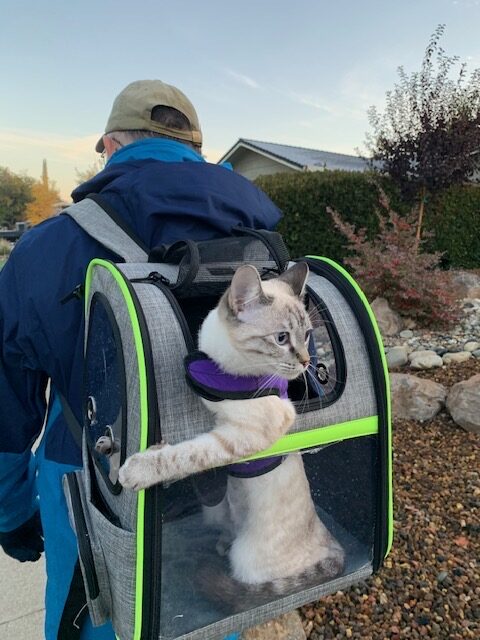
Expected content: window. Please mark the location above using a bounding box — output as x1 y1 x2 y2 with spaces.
288 287 346 412
84 293 127 493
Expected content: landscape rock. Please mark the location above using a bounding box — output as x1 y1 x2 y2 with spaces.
446 374 480 434
464 340 480 352
386 346 408 369
371 297 403 336
299 358 480 639
442 351 472 365
242 611 306 640
450 271 480 299
473 349 480 358
408 349 438 362
390 373 447 421
408 350 443 369
402 318 417 330
399 329 413 339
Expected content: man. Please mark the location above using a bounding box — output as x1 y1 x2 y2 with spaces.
0 80 281 639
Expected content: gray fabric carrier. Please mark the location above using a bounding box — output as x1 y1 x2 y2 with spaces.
62 197 392 640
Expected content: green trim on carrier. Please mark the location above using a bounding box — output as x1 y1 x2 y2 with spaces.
240 416 378 462
307 255 393 559
85 259 148 640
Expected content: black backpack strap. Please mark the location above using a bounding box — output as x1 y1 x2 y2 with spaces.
57 559 89 639
57 392 83 450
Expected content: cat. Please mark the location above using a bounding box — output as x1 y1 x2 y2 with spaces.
119 262 344 605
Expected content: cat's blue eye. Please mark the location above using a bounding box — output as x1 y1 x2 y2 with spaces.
275 331 290 345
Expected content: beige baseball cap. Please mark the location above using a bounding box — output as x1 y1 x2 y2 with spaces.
95 79 202 153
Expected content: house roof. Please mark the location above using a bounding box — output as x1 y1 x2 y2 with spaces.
218 138 369 172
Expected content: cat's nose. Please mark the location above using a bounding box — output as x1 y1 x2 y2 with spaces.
297 351 310 368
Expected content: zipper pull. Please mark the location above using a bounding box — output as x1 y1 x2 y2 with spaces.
131 272 172 286
60 284 84 305
147 271 171 286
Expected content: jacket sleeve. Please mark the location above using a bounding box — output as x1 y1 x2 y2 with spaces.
0 251 48 531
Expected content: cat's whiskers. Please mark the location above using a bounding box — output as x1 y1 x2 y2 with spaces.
307 306 339 328
298 371 310 412
303 363 347 409
220 361 277 375
251 366 290 399
251 373 279 399
309 366 347 387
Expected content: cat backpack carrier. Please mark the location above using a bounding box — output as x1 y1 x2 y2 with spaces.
62 196 393 640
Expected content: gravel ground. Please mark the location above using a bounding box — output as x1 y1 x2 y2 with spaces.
300 359 480 639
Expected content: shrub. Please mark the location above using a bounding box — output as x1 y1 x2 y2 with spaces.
256 171 406 262
257 170 480 270
426 185 480 268
328 189 460 328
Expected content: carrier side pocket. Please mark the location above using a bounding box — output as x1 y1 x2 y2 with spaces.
63 471 112 627
87 500 137 640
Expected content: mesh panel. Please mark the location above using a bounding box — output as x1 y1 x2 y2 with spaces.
157 234 289 298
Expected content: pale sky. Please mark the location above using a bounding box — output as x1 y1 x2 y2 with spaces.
1 0 479 200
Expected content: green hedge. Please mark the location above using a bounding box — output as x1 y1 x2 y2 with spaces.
255 171 403 263
426 185 480 269
256 171 480 268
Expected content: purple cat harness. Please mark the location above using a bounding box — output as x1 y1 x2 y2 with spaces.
184 351 288 478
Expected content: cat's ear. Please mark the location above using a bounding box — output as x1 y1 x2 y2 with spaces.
277 262 309 297
228 265 264 314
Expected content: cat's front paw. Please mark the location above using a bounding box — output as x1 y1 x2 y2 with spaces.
281 400 296 431
119 444 171 491
268 398 296 436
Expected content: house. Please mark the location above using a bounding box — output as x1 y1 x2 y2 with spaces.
218 138 370 181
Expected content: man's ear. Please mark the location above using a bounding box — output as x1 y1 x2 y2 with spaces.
277 262 309 297
103 135 117 159
228 265 264 314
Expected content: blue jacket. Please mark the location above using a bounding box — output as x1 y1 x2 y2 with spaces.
0 158 282 531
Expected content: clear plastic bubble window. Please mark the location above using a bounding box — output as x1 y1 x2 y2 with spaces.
158 436 378 638
84 293 126 492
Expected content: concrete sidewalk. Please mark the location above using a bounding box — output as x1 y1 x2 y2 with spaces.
0 548 45 639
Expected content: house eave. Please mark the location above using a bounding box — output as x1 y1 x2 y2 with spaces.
218 139 304 171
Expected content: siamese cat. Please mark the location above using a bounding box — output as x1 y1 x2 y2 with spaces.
119 262 344 605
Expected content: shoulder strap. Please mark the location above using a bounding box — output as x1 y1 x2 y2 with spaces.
58 559 88 638
62 194 149 263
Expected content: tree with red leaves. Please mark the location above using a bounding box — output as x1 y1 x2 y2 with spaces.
366 25 480 245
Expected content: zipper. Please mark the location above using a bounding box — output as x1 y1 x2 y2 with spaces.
304 258 390 572
124 273 163 640
131 272 195 351
66 473 100 600
61 283 84 305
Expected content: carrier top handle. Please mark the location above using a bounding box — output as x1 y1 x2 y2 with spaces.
231 225 290 273
62 194 149 263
